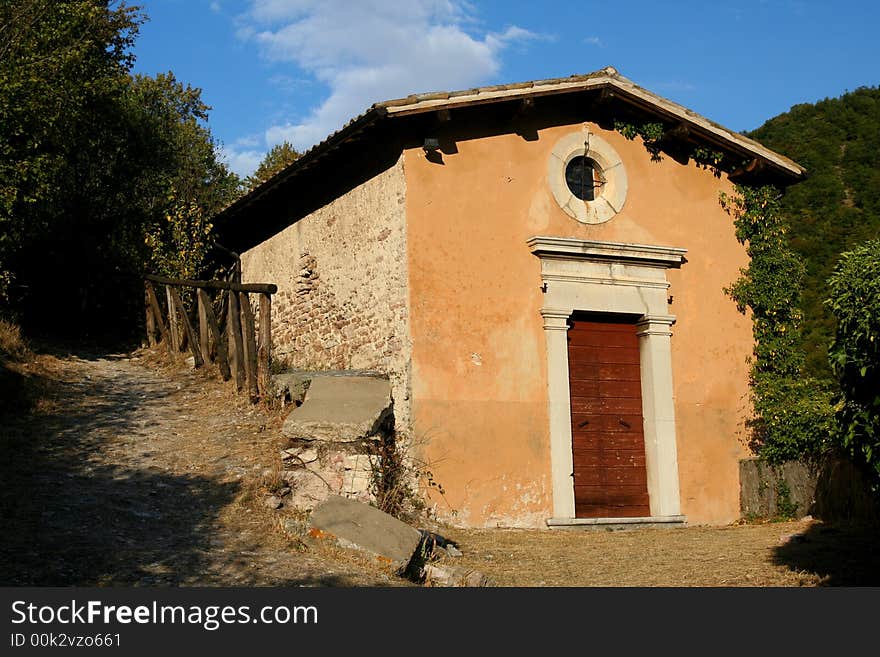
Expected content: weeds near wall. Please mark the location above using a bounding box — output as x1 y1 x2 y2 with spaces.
774 478 799 520
370 430 451 523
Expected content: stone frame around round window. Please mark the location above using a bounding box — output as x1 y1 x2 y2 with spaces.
547 130 628 225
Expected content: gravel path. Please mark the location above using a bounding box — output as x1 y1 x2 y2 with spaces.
0 351 401 586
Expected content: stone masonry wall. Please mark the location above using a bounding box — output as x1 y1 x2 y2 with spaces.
240 154 412 427
740 456 880 524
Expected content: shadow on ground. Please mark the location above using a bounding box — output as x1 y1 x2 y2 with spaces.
772 522 880 586
0 352 368 587
0 356 231 585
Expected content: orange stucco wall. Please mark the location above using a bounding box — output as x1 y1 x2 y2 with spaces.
404 120 753 527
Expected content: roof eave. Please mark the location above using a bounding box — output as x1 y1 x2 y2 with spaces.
216 105 389 222
379 74 805 181
217 68 806 226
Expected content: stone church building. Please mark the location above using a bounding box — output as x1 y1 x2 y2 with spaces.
216 67 804 528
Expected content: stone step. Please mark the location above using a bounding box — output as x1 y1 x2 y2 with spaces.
281 373 392 443
546 515 687 531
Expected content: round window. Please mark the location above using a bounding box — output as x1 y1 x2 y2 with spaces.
565 156 605 202
548 131 627 225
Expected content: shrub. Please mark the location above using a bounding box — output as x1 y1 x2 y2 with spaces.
826 239 880 479
721 185 835 462
0 319 28 361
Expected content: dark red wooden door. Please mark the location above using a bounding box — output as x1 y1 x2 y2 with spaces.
567 315 650 518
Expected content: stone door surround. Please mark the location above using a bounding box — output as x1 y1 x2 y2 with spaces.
528 236 687 526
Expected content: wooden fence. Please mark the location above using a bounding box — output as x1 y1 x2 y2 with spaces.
143 273 277 402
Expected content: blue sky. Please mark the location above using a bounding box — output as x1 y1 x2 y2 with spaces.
131 1 880 177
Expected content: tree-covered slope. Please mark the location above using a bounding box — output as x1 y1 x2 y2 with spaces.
747 87 880 379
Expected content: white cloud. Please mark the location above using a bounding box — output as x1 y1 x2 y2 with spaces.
234 134 261 149
268 74 313 93
237 0 541 152
219 144 264 178
210 1 222 13
583 36 603 47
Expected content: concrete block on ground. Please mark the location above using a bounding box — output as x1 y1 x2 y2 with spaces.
281 375 392 443
308 495 421 570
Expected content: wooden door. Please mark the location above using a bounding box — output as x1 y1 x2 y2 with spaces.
567 314 650 518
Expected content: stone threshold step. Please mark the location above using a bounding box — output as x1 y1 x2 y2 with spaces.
546 515 687 531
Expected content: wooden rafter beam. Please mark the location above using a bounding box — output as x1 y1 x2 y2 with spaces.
661 122 690 144
729 157 767 181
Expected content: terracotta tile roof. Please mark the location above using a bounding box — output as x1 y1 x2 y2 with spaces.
219 66 804 221
371 66 803 175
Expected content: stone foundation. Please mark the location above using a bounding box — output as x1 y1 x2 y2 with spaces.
281 439 379 510
275 372 394 511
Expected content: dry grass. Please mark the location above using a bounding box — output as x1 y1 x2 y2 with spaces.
134 348 878 588
440 518 880 586
0 319 37 414
0 318 28 360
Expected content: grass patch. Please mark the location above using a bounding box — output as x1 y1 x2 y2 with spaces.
0 319 29 361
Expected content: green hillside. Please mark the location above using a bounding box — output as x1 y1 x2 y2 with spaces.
747 87 880 379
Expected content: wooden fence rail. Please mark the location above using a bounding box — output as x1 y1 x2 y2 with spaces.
143 274 276 403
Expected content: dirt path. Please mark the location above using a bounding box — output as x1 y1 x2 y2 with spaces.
0 351 402 586
2 349 877 587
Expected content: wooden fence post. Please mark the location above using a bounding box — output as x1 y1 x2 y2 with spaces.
169 287 204 368
257 293 272 399
239 291 259 402
145 282 157 346
227 290 245 391
143 273 276 399
165 285 180 352
198 290 210 361
145 281 170 347
197 288 231 381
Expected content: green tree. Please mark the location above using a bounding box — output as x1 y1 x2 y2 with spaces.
0 1 239 341
245 142 301 191
125 72 240 278
0 0 140 302
748 87 880 379
826 240 880 480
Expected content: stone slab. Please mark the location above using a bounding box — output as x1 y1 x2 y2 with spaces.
546 515 687 531
308 495 421 568
281 375 392 442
